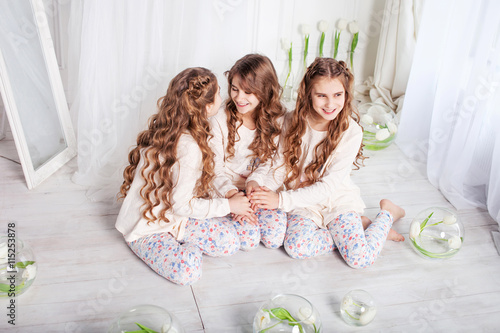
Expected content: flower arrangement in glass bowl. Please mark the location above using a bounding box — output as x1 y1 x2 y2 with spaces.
340 289 376 326
107 304 185 333
0 237 37 297
409 207 464 260
253 294 322 332
358 103 398 150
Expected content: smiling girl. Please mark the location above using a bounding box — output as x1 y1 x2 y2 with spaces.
210 54 287 250
250 58 405 268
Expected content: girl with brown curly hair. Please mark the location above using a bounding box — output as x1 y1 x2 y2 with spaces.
210 54 288 250
250 58 405 268
115 67 254 285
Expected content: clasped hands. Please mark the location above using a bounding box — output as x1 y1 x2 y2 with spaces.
226 181 279 225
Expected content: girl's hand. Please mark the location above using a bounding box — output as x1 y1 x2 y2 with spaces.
249 187 279 210
231 213 258 226
228 191 255 217
245 181 260 196
225 189 239 198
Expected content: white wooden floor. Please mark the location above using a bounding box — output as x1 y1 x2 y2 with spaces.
1 126 500 333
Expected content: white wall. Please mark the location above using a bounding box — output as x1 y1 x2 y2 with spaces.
45 0 386 103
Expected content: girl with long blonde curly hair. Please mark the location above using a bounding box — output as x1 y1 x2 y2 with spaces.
210 54 288 249
116 67 254 285
250 58 405 268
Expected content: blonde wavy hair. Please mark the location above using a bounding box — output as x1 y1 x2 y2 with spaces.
283 57 365 189
224 54 285 166
118 67 219 224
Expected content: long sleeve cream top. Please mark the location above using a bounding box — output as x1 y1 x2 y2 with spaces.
250 116 365 229
115 134 231 242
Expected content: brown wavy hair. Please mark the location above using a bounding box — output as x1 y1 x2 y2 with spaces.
118 67 219 224
283 57 365 189
224 54 285 166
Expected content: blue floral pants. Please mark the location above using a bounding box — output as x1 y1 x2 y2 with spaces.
128 216 240 286
284 210 393 268
256 208 287 249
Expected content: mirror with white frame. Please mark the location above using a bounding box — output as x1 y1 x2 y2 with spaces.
0 0 76 189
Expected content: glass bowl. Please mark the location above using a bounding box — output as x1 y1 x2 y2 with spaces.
107 304 185 333
408 207 464 260
340 289 376 326
0 236 37 297
253 294 322 332
358 103 398 150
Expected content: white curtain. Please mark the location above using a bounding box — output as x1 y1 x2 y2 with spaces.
358 0 423 114
397 0 500 223
67 0 258 201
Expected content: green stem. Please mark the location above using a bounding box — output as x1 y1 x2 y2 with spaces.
344 310 360 321
333 31 340 59
319 32 325 57
303 34 309 69
284 43 292 88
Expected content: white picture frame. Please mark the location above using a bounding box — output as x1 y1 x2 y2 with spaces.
0 0 76 189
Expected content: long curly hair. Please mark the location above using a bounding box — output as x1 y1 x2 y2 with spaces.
118 67 219 224
283 57 365 189
224 54 285 165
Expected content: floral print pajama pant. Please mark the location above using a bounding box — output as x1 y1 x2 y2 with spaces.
256 208 287 249
128 216 240 286
284 210 393 268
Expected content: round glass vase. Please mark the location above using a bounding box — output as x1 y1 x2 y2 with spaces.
107 304 185 333
0 236 37 297
358 103 398 150
253 294 322 333
409 207 464 260
340 289 377 326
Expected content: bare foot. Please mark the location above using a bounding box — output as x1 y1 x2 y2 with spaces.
380 199 405 221
362 214 404 241
387 228 405 242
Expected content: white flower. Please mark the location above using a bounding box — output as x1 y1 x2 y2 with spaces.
318 20 329 33
448 236 462 249
292 325 300 333
256 310 271 329
342 295 354 309
443 215 457 225
161 324 178 333
0 242 7 264
409 221 421 239
361 114 374 125
367 104 388 124
21 264 37 281
348 21 359 34
337 19 348 31
375 128 391 141
359 306 377 325
281 38 291 51
297 306 316 324
387 122 398 134
301 23 312 35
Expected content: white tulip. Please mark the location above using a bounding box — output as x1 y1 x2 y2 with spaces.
443 215 457 225
22 264 37 281
301 23 312 35
292 325 300 333
409 221 421 239
337 18 348 31
448 236 462 249
281 38 291 51
318 20 329 33
387 122 398 134
256 310 271 329
361 114 374 125
348 21 359 34
342 295 354 310
375 128 391 141
359 306 377 325
297 306 316 324
161 324 178 333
